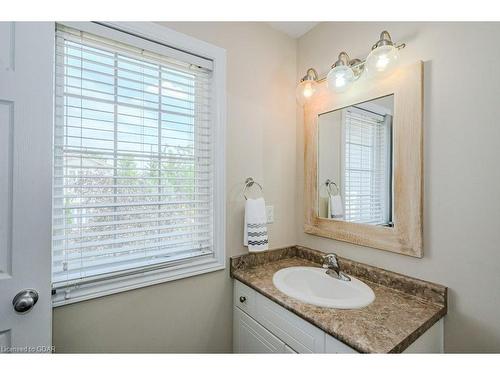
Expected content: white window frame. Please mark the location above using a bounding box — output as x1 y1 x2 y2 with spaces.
52 22 226 306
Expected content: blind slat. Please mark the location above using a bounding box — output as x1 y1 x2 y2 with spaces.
53 229 212 252
52 207 211 221
53 215 210 231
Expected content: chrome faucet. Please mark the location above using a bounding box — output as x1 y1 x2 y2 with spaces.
322 254 351 281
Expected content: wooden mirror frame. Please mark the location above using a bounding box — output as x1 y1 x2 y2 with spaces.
304 61 423 257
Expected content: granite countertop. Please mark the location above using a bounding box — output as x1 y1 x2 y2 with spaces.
230 246 447 353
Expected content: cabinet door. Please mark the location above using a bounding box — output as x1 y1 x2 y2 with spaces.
233 307 286 353
255 292 325 353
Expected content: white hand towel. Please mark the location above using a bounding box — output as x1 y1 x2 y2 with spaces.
244 197 268 252
330 194 344 219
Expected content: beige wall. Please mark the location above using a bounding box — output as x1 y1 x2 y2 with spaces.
296 22 500 353
53 22 298 353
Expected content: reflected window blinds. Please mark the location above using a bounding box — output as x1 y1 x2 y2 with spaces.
342 107 391 225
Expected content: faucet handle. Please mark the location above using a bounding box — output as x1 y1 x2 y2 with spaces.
322 253 351 281
322 253 339 269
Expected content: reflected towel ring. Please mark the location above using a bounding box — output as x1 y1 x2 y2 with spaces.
325 179 340 196
244 177 263 200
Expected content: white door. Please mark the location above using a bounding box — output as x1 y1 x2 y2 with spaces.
233 307 287 353
0 22 54 353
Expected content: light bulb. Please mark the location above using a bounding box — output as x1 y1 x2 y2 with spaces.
296 79 317 105
327 65 354 93
365 44 400 78
302 82 314 98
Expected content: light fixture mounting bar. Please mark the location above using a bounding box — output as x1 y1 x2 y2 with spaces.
308 40 406 83
295 30 407 104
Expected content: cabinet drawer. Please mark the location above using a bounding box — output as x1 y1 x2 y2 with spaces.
234 280 256 316
255 292 325 353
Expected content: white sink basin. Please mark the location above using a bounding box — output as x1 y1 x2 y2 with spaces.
272 266 375 309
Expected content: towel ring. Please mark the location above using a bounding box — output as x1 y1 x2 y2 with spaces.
325 179 340 197
243 177 263 200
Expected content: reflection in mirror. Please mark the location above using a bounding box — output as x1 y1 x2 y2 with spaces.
318 94 394 226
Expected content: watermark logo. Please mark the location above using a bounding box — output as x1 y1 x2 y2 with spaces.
0 345 55 353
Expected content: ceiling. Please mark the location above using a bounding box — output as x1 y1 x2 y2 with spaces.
267 22 319 38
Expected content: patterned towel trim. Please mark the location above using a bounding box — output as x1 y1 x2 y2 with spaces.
247 223 266 228
248 231 268 237
248 239 269 246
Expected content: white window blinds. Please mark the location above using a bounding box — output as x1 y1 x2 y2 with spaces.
342 107 391 225
53 24 215 288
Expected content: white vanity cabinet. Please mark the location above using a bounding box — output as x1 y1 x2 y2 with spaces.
233 280 355 353
233 280 443 354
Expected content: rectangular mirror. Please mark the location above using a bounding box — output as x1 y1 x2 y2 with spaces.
303 62 423 257
318 94 394 226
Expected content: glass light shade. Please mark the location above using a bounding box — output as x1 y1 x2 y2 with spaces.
365 45 400 78
327 65 355 93
296 79 317 105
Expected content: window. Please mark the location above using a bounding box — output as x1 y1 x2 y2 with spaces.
52 23 225 305
342 106 392 225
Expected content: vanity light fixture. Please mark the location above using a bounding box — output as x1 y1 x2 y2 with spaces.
327 52 363 93
295 30 406 103
365 31 406 78
296 68 319 105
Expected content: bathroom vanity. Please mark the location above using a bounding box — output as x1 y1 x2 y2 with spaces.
258 59 441 354
231 246 447 353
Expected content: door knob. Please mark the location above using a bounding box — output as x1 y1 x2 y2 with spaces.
12 289 39 313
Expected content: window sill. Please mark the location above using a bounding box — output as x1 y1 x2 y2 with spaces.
52 256 225 307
